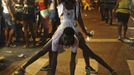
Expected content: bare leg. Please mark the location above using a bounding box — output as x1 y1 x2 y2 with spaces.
40 17 50 45
29 20 36 46
23 21 29 47
4 28 9 46
48 51 58 75
123 23 128 38
70 52 76 75
77 33 90 67
22 39 52 69
78 32 114 74
8 28 15 44
118 22 123 38
81 42 114 73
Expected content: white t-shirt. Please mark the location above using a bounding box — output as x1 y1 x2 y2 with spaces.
52 2 80 53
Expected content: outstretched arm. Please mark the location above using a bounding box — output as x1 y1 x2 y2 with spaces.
77 11 88 35
77 1 93 37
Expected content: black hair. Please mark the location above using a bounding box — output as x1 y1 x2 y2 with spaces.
63 27 75 36
59 27 75 46
59 0 76 10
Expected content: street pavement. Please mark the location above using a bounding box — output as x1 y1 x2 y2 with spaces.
0 8 134 75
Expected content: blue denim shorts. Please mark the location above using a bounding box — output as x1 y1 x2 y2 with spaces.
3 13 16 29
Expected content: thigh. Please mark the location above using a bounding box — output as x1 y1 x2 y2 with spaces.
3 13 16 29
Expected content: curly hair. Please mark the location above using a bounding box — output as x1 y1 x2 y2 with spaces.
59 0 76 9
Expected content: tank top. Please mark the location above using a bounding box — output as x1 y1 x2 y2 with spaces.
116 0 130 14
2 0 9 13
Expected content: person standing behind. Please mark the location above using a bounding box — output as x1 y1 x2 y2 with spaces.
2 0 16 47
83 0 92 11
0 0 4 46
36 0 51 45
114 0 131 39
98 0 116 25
49 0 60 35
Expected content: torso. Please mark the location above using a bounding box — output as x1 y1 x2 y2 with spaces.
116 0 130 14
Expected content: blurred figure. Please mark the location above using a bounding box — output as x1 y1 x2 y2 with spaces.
114 0 131 39
36 0 51 46
82 0 93 11
49 0 60 35
22 0 36 48
0 0 5 46
2 0 16 47
0 0 3 35
13 0 24 43
99 0 116 25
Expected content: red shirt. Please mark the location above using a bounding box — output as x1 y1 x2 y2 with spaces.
36 2 47 11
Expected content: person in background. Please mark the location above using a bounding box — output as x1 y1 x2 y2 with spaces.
0 0 3 34
83 0 92 11
13 0 24 43
99 0 116 25
36 0 51 45
113 0 131 39
0 0 5 46
49 0 60 35
22 0 36 48
2 0 16 47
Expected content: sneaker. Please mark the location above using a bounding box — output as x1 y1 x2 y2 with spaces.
85 66 98 74
14 68 25 75
40 65 51 71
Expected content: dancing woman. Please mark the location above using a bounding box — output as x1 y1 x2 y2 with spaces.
15 0 117 75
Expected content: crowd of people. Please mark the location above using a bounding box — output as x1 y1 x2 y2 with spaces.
0 0 59 48
0 0 132 75
98 0 131 40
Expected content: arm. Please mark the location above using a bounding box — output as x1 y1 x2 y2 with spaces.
77 11 88 35
77 1 93 37
113 0 120 13
75 0 89 35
